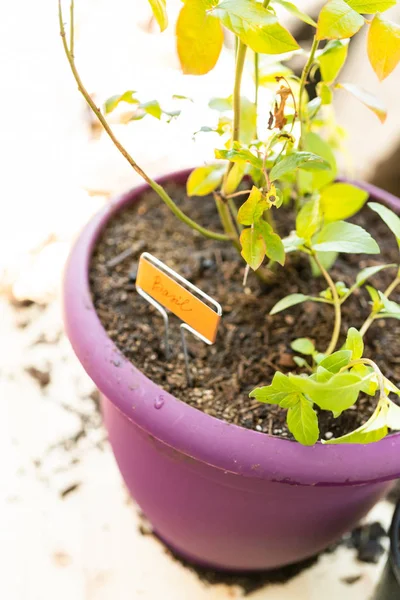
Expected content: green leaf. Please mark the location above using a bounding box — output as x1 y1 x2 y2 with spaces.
212 0 300 54
209 96 232 111
374 312 400 320
273 0 317 27
270 293 311 315
346 0 396 12
289 371 367 412
367 15 400 81
256 221 285 266
177 0 223 75
318 39 349 83
337 83 387 123
279 392 302 409
269 152 330 182
148 0 168 31
351 363 378 395
224 161 247 195
215 146 263 169
237 187 266 225
356 263 396 285
378 291 400 315
104 90 138 114
313 221 380 254
320 183 368 223
366 285 381 308
314 365 334 382
300 132 337 190
282 232 305 253
240 227 266 271
323 400 389 444
345 328 364 360
287 395 319 446
296 197 321 242
316 0 365 41
293 356 309 368
249 371 297 404
317 82 333 105
140 100 162 119
186 165 224 196
369 202 400 244
291 338 315 355
319 350 351 373
319 350 352 373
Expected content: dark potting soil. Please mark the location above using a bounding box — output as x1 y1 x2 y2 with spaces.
90 181 400 440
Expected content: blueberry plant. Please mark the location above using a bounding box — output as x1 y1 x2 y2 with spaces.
59 0 400 444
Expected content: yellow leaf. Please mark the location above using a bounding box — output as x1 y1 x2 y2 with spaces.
147 0 168 32
224 162 246 195
176 0 223 75
212 0 299 54
367 15 400 81
316 0 365 41
240 227 266 271
187 165 224 196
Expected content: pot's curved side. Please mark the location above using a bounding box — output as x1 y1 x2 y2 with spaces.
103 397 391 570
63 169 400 570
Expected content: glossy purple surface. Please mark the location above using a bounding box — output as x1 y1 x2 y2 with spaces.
63 170 400 570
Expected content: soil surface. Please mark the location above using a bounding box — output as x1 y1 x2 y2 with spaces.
90 182 400 440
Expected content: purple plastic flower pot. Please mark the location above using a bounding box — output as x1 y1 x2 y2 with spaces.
63 169 400 571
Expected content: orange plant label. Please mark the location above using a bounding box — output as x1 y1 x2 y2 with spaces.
136 256 220 344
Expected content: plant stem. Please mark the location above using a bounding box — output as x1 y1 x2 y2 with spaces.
298 36 319 148
359 275 400 338
313 252 341 356
214 194 241 251
232 42 247 146
225 190 251 199
69 0 75 56
58 0 229 243
254 52 259 115
384 275 400 298
222 35 250 197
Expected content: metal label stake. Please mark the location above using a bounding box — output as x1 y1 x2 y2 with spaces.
136 252 222 385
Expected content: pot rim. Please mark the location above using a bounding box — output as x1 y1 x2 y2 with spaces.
63 167 400 486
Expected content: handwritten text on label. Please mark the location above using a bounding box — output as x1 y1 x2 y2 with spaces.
136 257 220 343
